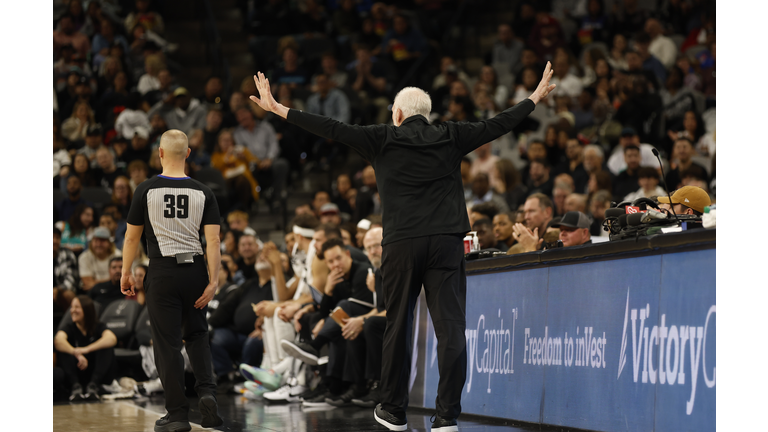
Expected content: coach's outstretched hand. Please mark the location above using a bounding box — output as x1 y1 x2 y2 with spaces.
250 72 289 119
528 61 557 105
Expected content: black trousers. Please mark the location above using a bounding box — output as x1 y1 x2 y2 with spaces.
380 235 467 419
145 256 217 422
58 347 115 388
346 315 386 383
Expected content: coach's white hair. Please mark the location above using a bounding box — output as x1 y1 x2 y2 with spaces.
393 87 431 119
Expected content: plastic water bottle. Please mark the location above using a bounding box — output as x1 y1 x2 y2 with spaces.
702 204 716 228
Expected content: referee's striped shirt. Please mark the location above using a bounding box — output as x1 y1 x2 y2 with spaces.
127 175 220 258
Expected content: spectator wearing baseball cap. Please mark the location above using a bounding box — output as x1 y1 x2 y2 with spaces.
657 185 711 216
147 86 208 135
552 211 593 247
320 203 342 226
78 226 123 292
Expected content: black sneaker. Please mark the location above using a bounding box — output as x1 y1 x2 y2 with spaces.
303 390 333 407
280 340 319 365
154 414 191 432
352 380 380 408
69 383 84 402
198 394 224 428
299 384 326 402
431 414 459 432
374 403 407 431
84 382 100 401
326 385 365 407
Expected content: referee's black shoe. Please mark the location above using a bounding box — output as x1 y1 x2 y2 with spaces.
199 394 224 428
154 415 191 432
430 413 459 431
374 403 407 431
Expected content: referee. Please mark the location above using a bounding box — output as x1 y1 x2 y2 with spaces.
121 130 224 432
249 64 555 431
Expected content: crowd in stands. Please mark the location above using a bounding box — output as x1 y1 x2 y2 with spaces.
53 0 715 405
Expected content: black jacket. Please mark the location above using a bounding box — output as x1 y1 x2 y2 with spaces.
287 99 536 245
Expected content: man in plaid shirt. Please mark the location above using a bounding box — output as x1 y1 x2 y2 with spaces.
54 227 79 312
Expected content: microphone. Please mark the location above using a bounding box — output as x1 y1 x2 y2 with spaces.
604 208 626 219
627 213 645 226
617 214 629 228
651 148 680 222
640 209 669 223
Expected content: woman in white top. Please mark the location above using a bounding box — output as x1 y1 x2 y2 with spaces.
61 100 95 142
137 53 165 95
510 67 538 106
607 33 628 71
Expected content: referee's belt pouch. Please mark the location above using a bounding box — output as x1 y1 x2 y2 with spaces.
175 253 195 265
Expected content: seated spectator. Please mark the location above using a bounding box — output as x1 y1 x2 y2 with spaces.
634 32 667 90
233 108 288 207
552 181 573 217
306 74 351 123
147 87 207 135
271 47 309 90
354 166 381 224
472 218 497 251
527 14 566 62
348 44 391 124
125 0 165 35
143 69 175 108
236 233 261 282
56 203 95 255
469 201 500 227
127 159 150 192
564 193 588 214
493 158 528 211
549 55 583 102
137 54 166 95
476 66 509 111
380 13 427 83
466 173 510 213
657 186 711 216
91 18 129 70
114 93 151 140
526 158 554 198
66 153 100 188
613 145 641 201
54 228 80 313
78 125 104 169
508 193 554 254
554 138 588 193
198 76 226 111
331 174 355 216
223 229 243 262
203 108 225 153
227 210 249 233
111 176 133 218
88 257 124 309
54 295 117 401
588 171 613 201
552 211 593 247
62 100 96 143
222 252 245 287
57 176 93 223
319 203 343 226
622 166 665 202
589 190 612 237
606 127 660 176
332 0 362 39
665 138 709 190
122 127 153 165
211 129 259 211
469 143 499 187
78 227 122 291
510 67 539 106
54 14 91 60
492 211 518 252
485 24 523 83
582 144 606 187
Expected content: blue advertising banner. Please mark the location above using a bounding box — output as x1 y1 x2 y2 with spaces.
415 249 715 432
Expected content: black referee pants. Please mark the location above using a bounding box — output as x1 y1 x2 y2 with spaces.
145 255 217 422
380 234 467 419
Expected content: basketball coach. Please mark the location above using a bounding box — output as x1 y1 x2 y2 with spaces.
249 63 556 431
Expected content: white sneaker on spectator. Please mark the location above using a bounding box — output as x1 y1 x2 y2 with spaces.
102 379 123 394
135 377 164 396
264 384 306 403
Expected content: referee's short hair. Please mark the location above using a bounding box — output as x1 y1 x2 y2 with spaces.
321 237 346 256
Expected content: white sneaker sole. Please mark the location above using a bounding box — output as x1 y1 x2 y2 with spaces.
280 341 319 366
432 425 459 432
374 410 407 431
